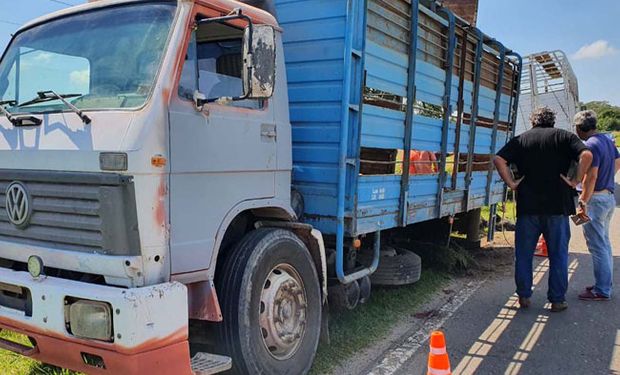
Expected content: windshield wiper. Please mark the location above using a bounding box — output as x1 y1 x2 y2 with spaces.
18 91 91 124
0 100 43 127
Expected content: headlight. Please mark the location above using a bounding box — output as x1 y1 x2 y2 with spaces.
67 300 113 342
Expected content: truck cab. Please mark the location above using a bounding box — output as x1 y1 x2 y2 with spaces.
0 1 323 374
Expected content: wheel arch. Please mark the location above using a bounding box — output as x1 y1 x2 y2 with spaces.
180 200 296 321
211 199 296 274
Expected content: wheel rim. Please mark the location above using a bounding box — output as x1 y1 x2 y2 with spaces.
259 263 307 361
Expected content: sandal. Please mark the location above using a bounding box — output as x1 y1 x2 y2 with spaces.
578 288 610 301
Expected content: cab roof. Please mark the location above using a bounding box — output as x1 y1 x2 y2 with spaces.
20 0 278 32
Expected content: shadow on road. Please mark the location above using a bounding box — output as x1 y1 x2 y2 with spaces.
447 253 620 375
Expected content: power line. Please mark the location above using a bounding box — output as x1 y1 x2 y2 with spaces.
47 0 78 6
0 0 79 29
0 19 21 26
0 0 80 35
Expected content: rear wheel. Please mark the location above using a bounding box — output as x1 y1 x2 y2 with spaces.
215 228 322 375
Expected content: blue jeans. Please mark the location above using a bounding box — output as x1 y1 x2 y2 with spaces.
515 215 571 303
583 193 615 298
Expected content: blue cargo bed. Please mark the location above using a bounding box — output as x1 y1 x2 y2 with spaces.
274 0 521 281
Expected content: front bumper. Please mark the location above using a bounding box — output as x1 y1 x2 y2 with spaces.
0 267 192 374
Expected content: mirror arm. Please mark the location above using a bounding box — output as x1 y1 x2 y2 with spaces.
201 90 251 105
196 10 253 44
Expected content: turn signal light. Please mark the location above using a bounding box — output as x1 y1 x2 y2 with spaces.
151 155 167 168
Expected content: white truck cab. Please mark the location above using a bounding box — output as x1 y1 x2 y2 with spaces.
0 1 324 374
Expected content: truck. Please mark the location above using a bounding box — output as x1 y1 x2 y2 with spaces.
0 0 520 374
516 50 579 135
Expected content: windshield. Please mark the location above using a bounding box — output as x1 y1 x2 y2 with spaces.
0 2 176 114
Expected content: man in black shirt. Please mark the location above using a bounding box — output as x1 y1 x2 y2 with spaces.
494 107 593 312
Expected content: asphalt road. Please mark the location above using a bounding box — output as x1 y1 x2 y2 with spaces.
372 179 620 375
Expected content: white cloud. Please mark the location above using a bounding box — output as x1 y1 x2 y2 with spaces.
572 40 618 60
33 52 53 63
69 69 89 86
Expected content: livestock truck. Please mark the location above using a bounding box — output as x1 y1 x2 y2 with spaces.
0 0 520 373
516 50 579 135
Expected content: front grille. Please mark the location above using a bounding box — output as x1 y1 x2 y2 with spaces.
0 170 140 255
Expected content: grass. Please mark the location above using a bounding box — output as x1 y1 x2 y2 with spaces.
481 199 517 223
0 330 78 375
310 270 450 374
613 131 620 145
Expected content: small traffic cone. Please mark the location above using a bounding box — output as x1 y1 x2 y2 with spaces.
428 331 451 375
535 235 548 257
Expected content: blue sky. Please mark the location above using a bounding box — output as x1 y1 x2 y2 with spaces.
477 0 620 106
1 0 619 105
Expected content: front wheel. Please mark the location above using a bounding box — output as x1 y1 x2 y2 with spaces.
215 228 322 375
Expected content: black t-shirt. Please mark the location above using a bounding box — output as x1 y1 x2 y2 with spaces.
497 127 588 216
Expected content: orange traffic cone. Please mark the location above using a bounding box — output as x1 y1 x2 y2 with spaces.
535 235 548 257
428 331 451 375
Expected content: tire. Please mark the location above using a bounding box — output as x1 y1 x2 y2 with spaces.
358 275 372 304
327 280 360 311
215 228 322 375
360 247 422 286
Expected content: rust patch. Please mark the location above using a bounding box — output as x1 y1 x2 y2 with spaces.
162 87 172 106
195 0 278 27
154 176 168 231
0 316 192 373
187 280 223 322
19 329 190 374
124 327 187 355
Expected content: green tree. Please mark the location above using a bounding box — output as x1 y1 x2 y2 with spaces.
583 101 620 131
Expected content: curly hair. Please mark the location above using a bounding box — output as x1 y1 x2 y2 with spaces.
574 110 597 132
530 106 556 128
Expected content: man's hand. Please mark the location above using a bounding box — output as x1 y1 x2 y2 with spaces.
508 177 524 191
560 174 580 189
576 200 588 217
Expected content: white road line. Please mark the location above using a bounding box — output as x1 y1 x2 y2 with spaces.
366 278 487 375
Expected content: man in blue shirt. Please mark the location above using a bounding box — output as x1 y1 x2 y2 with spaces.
575 110 620 301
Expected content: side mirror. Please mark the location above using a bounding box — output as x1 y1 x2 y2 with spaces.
243 24 276 99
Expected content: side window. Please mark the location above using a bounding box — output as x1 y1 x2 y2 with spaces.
178 25 263 110
197 39 244 100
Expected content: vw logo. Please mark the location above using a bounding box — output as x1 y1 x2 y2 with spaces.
5 182 32 228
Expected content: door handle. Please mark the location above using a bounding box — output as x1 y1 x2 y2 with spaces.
261 124 277 140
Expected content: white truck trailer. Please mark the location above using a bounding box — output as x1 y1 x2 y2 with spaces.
516 50 579 135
